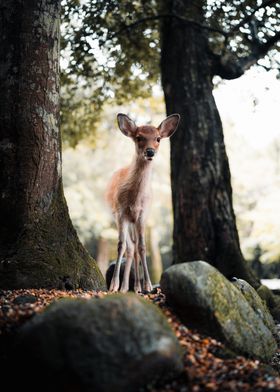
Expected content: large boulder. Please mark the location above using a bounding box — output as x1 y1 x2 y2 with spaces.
160 261 277 362
14 294 183 392
232 278 276 334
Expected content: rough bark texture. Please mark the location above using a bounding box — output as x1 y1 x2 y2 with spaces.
0 0 105 289
160 0 258 288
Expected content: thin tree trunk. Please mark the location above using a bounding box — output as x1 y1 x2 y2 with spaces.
96 236 109 277
0 0 105 290
160 0 258 288
147 226 163 284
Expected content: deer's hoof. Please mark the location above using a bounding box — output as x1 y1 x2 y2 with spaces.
120 285 129 293
109 279 120 292
143 281 153 293
134 284 142 294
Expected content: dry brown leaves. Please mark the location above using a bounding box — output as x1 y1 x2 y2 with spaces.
0 288 107 334
1 288 280 391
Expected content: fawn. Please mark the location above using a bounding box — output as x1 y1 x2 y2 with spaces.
106 113 180 293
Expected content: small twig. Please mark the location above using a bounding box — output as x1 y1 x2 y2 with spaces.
239 30 280 71
108 13 228 41
257 61 271 71
260 30 280 53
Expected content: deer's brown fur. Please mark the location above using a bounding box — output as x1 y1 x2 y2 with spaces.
106 113 180 293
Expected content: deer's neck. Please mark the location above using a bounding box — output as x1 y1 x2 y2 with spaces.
116 155 153 222
127 155 152 193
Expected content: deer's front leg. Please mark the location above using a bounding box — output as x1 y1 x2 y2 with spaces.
120 232 134 293
109 219 128 292
133 249 142 293
136 217 153 293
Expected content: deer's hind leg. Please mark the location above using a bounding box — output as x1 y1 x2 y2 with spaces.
136 215 153 293
133 225 142 293
120 226 134 293
109 218 129 292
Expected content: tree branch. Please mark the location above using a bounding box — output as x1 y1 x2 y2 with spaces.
108 13 228 41
209 52 245 80
256 61 271 71
239 30 280 70
106 6 280 81
210 30 280 80
231 0 278 33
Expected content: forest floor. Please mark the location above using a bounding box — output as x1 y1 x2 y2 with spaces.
1 288 280 391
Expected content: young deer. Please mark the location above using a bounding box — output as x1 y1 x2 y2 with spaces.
106 113 180 293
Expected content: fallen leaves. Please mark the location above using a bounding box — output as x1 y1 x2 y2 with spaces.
145 289 280 391
1 288 280 391
0 288 106 335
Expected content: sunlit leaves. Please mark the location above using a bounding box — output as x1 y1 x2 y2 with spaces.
61 0 280 146
206 0 280 60
61 0 160 145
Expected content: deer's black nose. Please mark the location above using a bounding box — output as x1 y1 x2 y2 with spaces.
146 148 155 157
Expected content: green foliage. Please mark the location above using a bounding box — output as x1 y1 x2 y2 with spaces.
61 0 280 146
61 0 160 146
205 0 280 60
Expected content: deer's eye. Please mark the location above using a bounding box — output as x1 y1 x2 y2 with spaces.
136 136 145 142
157 137 161 143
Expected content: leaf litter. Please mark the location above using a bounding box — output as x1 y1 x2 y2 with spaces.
1 288 280 391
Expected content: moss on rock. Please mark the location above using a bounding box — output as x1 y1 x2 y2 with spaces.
232 279 276 334
161 261 277 362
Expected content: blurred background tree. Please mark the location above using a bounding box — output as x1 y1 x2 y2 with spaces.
61 0 280 287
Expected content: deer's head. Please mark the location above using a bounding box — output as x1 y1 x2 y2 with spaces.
117 113 180 161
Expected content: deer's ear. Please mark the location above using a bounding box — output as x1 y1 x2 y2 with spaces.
158 114 180 138
117 113 137 137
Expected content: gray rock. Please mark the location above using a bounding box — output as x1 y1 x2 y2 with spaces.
232 278 276 334
15 294 183 392
160 261 277 362
13 294 37 305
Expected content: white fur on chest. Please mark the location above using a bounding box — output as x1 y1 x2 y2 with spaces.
121 165 152 223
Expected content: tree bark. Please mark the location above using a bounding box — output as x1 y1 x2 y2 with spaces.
160 0 258 288
146 226 163 284
0 0 105 290
96 236 109 277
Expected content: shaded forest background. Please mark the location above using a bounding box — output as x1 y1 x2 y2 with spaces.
58 0 280 282
62 68 280 280
2 0 279 292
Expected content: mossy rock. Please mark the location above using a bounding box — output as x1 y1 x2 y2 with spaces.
257 285 277 309
257 285 280 322
232 278 276 334
161 261 277 362
14 294 183 392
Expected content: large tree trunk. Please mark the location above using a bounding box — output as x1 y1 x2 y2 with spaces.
0 0 105 290
160 0 258 288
